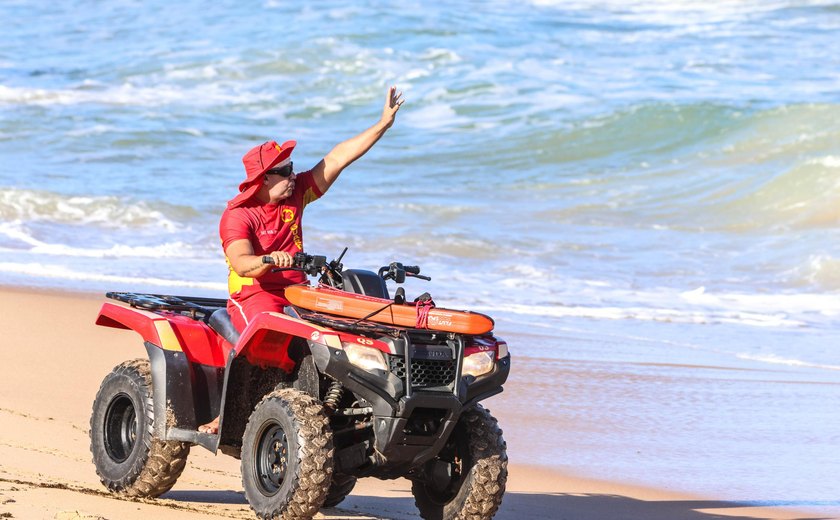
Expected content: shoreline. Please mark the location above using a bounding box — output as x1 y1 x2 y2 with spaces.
0 285 829 519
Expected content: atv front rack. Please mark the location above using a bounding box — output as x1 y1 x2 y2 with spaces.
106 292 227 322
294 308 407 337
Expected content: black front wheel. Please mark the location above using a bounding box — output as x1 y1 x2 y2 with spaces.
412 405 508 520
89 359 190 497
241 388 334 519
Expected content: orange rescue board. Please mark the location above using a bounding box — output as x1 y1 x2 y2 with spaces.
284 285 494 335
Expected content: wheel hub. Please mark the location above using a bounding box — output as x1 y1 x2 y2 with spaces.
103 393 137 463
255 423 289 495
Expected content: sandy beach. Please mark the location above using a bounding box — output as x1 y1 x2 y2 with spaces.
0 287 830 520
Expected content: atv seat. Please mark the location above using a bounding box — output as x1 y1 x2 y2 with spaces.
208 308 241 346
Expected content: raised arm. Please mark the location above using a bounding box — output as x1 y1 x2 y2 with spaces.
311 86 404 194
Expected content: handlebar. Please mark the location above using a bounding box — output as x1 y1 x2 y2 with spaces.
266 250 429 284
267 252 327 276
378 262 431 283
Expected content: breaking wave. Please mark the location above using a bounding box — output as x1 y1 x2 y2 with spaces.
507 102 840 233
0 83 271 108
0 188 194 230
0 262 226 291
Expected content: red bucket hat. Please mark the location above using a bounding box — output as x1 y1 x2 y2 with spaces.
227 140 296 208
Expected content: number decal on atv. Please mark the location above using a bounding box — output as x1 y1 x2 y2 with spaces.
356 337 374 346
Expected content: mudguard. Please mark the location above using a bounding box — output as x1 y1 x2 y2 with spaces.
231 310 395 368
95 302 230 366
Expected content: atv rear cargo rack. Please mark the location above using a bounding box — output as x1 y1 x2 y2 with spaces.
106 292 227 322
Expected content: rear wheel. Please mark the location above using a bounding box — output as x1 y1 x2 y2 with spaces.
241 388 334 519
90 359 190 497
412 405 507 520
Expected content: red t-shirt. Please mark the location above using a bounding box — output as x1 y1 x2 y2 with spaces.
219 170 323 302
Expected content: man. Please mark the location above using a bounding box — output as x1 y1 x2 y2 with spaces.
198 87 403 435
219 86 403 334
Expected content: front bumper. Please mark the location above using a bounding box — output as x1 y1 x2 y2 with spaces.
308 337 509 474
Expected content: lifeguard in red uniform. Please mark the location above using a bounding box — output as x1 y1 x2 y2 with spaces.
202 86 403 434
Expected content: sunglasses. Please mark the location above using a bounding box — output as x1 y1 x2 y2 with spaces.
266 162 294 178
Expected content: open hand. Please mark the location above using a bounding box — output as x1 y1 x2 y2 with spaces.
381 85 404 128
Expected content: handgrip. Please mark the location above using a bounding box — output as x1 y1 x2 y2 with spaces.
403 265 430 281
262 255 275 264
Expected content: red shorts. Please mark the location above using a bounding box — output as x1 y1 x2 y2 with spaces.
227 290 291 332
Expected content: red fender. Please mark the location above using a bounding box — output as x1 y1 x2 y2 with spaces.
234 311 395 371
95 302 231 367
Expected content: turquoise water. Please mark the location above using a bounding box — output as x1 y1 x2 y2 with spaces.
2 0 839 512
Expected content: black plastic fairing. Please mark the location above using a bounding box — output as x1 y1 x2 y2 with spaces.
340 269 389 298
143 341 223 452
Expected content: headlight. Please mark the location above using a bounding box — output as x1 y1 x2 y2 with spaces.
342 342 388 372
462 351 494 378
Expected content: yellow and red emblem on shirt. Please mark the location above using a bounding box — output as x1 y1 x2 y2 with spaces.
281 208 295 223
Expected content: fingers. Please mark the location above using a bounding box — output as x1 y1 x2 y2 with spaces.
386 85 404 109
270 251 293 267
381 85 404 128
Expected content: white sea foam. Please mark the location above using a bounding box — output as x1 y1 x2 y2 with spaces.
419 48 461 63
403 68 431 81
784 254 840 293
178 127 205 137
736 353 840 371
0 262 227 291
65 124 117 137
808 156 840 168
164 65 220 80
530 0 806 22
0 237 203 259
402 103 466 129
0 189 185 230
473 302 806 328
0 83 270 107
464 276 840 329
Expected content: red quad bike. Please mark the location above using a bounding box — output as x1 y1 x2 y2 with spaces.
90 250 510 520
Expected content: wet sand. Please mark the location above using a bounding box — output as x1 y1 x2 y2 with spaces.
0 287 825 519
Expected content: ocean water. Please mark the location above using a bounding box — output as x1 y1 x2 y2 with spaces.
2 0 839 512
